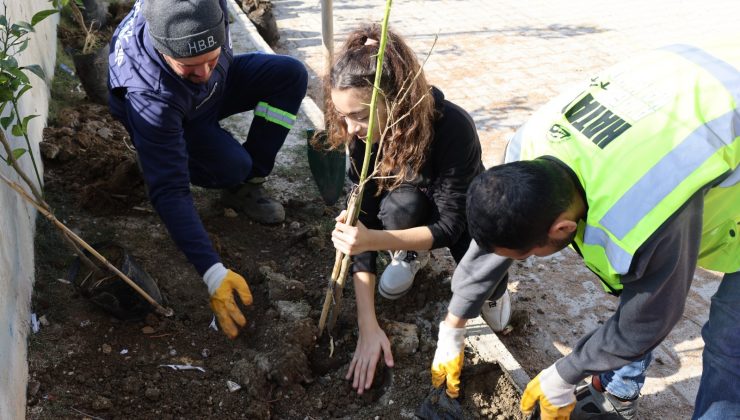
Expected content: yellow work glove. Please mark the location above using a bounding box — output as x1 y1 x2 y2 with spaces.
203 263 253 339
521 363 576 420
430 321 466 398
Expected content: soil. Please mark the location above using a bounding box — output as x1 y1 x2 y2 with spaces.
26 1 526 416
27 87 523 420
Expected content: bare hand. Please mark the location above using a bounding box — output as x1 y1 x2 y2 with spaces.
345 323 395 394
332 210 371 255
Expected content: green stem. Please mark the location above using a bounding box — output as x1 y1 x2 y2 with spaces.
349 0 393 224
11 99 44 192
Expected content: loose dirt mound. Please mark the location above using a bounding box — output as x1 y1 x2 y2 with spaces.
41 103 147 214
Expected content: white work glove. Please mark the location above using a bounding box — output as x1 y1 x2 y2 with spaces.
520 363 576 420
430 321 466 398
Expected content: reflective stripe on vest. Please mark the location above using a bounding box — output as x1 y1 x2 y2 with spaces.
600 45 740 241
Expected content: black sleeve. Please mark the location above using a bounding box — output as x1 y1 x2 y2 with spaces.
427 101 484 249
556 193 704 384
347 139 382 275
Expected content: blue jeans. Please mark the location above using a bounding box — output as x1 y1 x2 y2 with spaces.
598 271 740 418
693 271 740 419
599 352 652 400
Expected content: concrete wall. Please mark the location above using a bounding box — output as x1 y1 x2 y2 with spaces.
0 0 57 418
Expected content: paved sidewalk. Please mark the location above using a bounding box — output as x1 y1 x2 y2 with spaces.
269 1 738 418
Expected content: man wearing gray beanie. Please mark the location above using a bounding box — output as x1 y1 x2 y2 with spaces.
108 0 307 339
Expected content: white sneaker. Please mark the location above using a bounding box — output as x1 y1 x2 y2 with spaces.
378 250 430 300
480 290 511 332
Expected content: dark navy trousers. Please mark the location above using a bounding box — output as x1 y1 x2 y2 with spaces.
185 52 307 189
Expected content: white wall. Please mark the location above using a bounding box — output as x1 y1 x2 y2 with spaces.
0 0 56 418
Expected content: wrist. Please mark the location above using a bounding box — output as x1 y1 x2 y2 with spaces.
203 263 227 295
438 320 466 349
444 312 468 329
358 311 379 331
539 363 576 405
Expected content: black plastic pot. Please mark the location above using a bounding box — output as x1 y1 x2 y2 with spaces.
306 129 347 206
68 242 164 321
72 45 109 105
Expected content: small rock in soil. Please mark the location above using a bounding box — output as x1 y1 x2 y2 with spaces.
383 320 419 356
306 236 325 251
39 142 60 160
261 266 306 301
144 387 161 401
144 313 159 327
226 380 242 392
27 380 41 397
92 396 112 410
275 300 311 321
142 326 155 334
230 358 268 399
268 344 311 387
101 343 112 354
286 318 318 351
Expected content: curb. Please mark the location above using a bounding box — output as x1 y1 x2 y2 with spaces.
466 316 531 395
226 0 325 130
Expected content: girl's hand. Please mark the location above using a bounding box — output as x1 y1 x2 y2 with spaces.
332 210 372 255
345 322 395 394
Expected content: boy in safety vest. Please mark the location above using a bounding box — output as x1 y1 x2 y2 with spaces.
429 40 740 419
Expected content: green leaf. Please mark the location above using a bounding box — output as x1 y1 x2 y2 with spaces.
52 0 70 9
11 123 24 137
17 39 29 54
0 15 7 28
2 55 19 70
22 64 45 80
16 21 34 33
16 84 32 99
7 67 29 84
0 109 15 129
22 114 38 131
5 148 27 165
9 23 29 37
31 9 59 26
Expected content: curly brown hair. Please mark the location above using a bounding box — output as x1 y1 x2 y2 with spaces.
323 24 436 192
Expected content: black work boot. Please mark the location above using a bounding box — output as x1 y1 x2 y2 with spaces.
572 376 638 419
221 178 285 224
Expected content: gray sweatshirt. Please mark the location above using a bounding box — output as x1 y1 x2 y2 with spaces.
448 191 703 385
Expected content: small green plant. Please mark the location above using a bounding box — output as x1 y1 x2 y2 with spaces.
0 3 58 194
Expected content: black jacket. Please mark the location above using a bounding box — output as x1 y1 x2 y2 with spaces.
349 87 484 274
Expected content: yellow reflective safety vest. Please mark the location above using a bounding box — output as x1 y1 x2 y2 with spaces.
506 41 740 293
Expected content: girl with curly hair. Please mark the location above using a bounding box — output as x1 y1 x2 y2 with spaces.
328 24 485 394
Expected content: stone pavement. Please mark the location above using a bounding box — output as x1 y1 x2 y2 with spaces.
261 1 739 418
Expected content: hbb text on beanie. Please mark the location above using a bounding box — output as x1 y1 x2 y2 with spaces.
144 0 225 58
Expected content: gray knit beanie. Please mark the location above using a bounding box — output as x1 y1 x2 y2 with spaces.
144 0 225 58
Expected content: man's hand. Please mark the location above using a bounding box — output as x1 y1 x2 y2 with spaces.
431 320 466 398
205 267 253 339
331 210 371 255
345 321 395 394
520 364 576 420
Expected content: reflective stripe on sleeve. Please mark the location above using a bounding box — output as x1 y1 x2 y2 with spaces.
254 101 297 129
